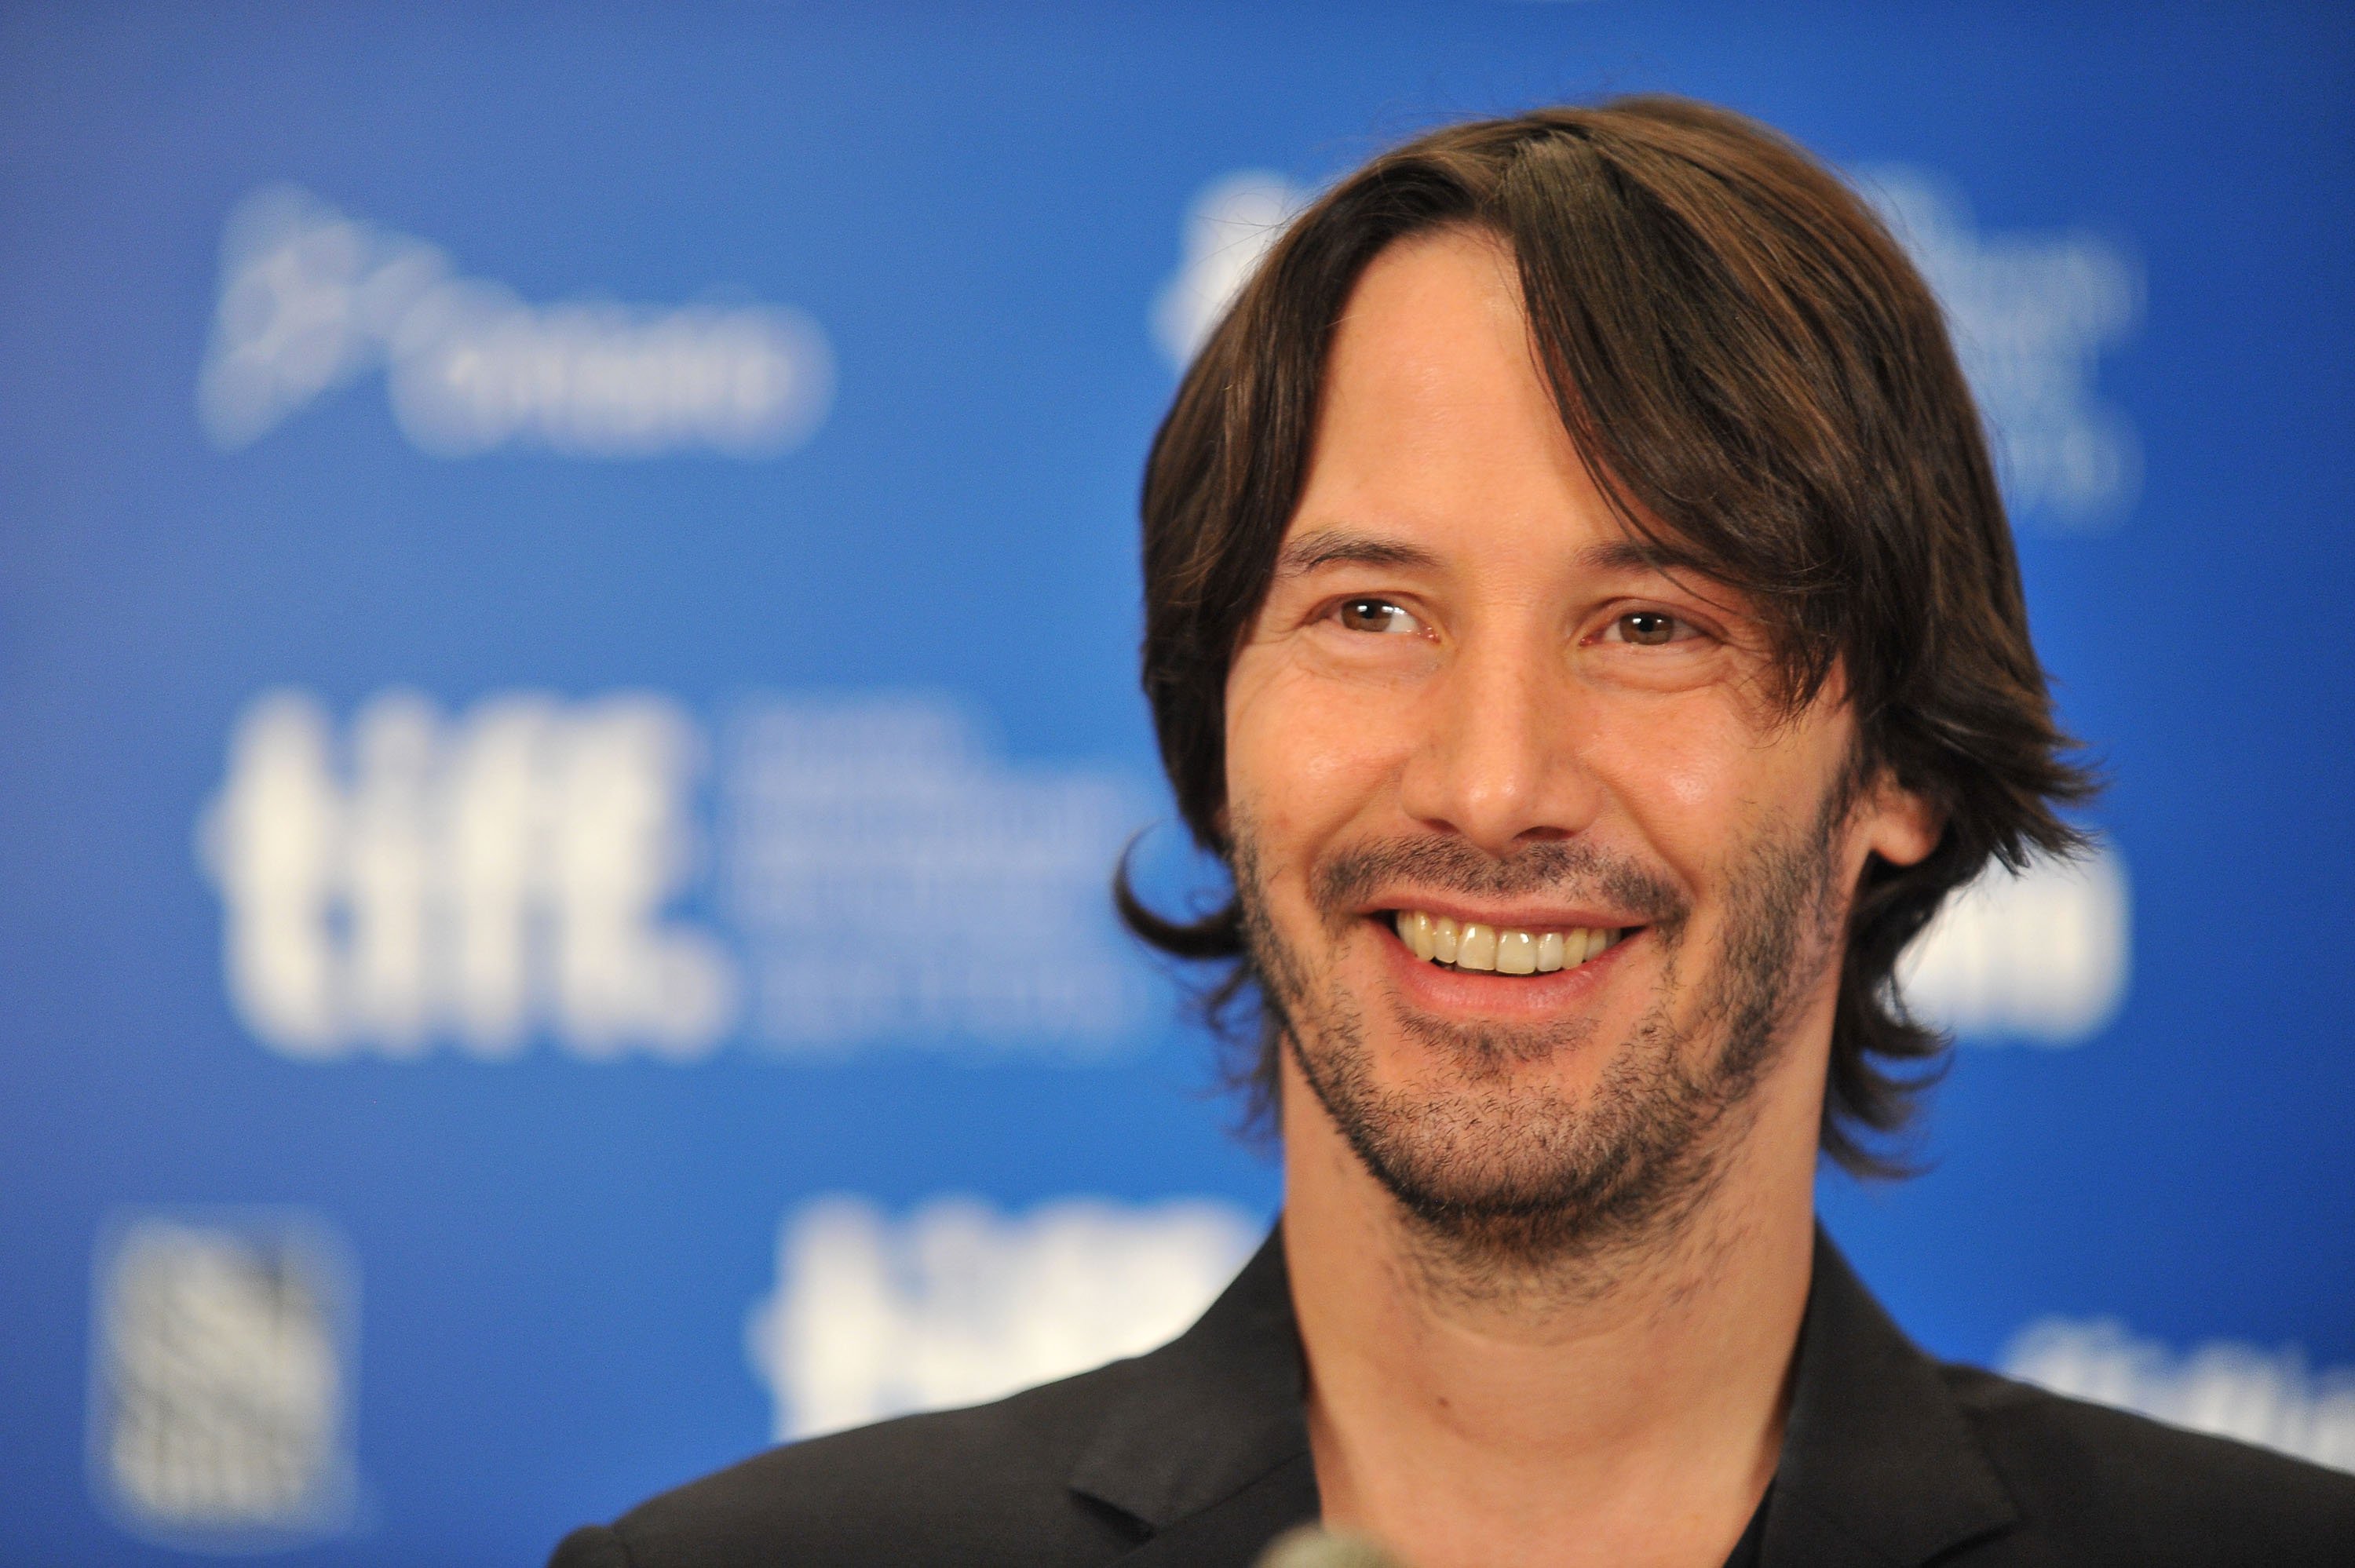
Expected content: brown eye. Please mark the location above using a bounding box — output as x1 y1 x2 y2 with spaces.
1336 598 1422 635
1616 610 1679 646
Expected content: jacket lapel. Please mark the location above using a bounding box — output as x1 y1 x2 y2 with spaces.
1098 1453 1320 1568
1762 1231 2021 1566
1068 1224 1319 1563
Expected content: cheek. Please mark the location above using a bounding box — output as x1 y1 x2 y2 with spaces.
1225 654 1410 850
1579 701 1772 872
1652 749 1722 813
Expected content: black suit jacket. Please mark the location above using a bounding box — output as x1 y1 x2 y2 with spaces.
550 1227 2355 1566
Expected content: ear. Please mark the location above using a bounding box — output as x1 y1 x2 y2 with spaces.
1859 768 1943 869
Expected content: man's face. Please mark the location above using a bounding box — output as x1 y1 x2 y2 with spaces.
1224 228 1935 1261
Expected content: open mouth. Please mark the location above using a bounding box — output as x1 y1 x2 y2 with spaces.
1389 909 1630 975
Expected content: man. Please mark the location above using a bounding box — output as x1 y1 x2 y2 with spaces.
551 98 2355 1567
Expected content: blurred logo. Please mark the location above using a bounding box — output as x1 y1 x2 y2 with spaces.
2004 1316 2355 1475
1152 171 1313 367
1897 844 2131 1047
89 1212 358 1550
1153 164 2141 531
745 1194 1261 1440
1860 167 2144 531
724 697 1147 1053
198 689 1148 1061
196 185 833 458
199 689 735 1059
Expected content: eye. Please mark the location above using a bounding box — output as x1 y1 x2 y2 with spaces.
1603 609 1693 647
1334 597 1426 636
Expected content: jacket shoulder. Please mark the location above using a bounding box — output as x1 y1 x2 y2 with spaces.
1941 1363 2355 1566
550 1358 1152 1568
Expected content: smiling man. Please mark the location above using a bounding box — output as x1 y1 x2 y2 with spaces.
551 99 2354 1568
1211 216 1948 1566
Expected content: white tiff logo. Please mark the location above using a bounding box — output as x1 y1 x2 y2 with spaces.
2005 1317 2355 1475
198 689 736 1059
1898 844 2131 1047
745 1195 1260 1441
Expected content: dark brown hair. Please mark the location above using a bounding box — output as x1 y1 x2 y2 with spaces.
1116 96 2095 1175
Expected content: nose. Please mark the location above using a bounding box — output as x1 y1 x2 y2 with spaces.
1396 622 1600 858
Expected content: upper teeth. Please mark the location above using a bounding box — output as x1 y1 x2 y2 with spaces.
1393 910 1621 974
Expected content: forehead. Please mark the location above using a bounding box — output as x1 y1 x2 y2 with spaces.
1293 228 1669 585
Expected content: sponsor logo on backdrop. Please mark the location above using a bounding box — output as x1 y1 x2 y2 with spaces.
1898 844 2131 1047
745 1194 1260 1440
89 1212 358 1550
1153 166 2142 532
199 689 1148 1060
202 687 2122 1059
2004 1316 2355 1475
1152 172 1313 367
199 689 736 1059
1858 167 2143 531
197 185 833 458
724 699 1148 1053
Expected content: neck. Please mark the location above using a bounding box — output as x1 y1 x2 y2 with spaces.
1282 1048 1823 1568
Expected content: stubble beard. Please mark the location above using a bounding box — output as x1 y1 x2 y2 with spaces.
1234 794 1852 1291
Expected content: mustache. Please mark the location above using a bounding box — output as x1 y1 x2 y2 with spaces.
1310 835 1691 932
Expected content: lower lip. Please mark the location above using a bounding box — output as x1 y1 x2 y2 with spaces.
1375 917 1639 1016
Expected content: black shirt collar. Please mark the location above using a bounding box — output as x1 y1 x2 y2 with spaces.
1069 1220 2019 1567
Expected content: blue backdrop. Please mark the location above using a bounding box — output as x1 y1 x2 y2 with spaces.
3 3 2350 1563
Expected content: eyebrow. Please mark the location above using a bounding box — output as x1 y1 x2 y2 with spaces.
1272 528 1444 579
1575 537 1710 578
1274 528 1712 583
